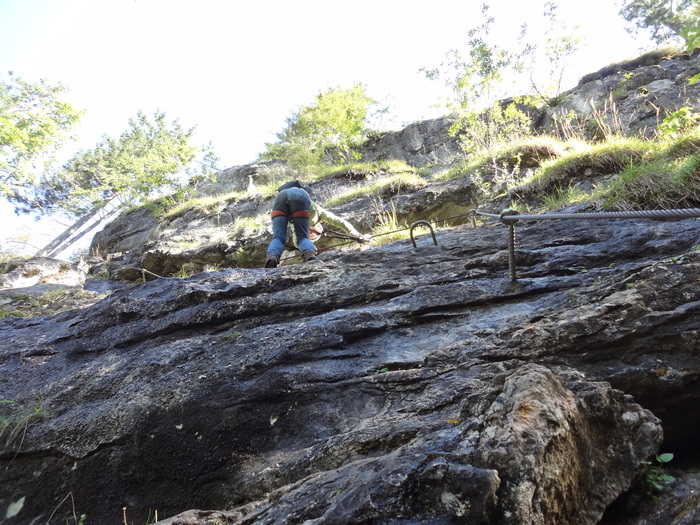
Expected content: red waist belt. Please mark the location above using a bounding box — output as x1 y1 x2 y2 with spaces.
271 210 311 218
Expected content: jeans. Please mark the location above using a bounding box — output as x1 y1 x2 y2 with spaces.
267 187 316 257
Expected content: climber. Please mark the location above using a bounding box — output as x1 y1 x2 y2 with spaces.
264 180 371 268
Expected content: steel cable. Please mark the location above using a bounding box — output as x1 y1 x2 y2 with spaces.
477 208 700 222
280 207 700 264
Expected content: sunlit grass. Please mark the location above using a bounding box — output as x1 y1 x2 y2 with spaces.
522 126 700 210
542 185 592 209
368 200 411 245
231 215 268 234
434 136 572 183
163 191 246 219
527 137 652 191
316 159 416 181
325 172 426 207
598 152 700 210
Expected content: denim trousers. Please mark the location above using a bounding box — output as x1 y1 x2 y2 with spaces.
267 187 316 257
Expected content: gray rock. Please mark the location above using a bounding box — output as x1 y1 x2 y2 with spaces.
87 49 700 282
2 216 699 524
6 46 700 525
0 257 85 290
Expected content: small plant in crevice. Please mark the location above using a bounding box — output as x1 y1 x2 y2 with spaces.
233 247 256 268
642 452 676 498
172 267 196 279
45 491 86 525
657 107 700 137
0 398 52 455
202 262 223 272
369 198 410 245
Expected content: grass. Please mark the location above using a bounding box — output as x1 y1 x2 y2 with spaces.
600 151 700 210
0 398 51 451
325 172 426 207
0 308 26 319
434 136 571 183
526 137 652 193
0 289 93 318
231 215 267 234
316 159 417 181
542 185 591 209
522 127 700 211
163 190 251 219
368 199 412 245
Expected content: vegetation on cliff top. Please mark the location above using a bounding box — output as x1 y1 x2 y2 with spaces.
1 0 699 264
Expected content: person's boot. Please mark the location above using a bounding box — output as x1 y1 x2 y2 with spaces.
302 250 317 262
264 253 280 268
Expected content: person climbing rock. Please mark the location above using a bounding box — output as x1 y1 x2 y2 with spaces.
264 180 370 268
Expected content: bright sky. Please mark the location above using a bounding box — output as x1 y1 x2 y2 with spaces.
0 0 655 257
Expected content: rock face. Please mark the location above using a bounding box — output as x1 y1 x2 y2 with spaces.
0 258 105 318
359 117 461 168
2 215 700 524
0 257 85 290
2 47 700 525
540 47 700 137
87 48 700 280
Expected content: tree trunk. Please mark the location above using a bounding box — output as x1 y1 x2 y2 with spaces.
35 195 122 258
45 210 117 258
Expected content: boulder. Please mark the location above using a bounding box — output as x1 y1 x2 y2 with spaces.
0 257 85 290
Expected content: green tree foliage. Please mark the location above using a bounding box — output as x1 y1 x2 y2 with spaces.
0 72 83 198
530 2 586 103
36 111 195 216
260 83 376 170
683 19 700 83
618 0 700 44
31 110 197 257
683 19 700 48
422 4 534 153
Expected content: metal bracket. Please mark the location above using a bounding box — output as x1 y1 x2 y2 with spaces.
410 220 438 248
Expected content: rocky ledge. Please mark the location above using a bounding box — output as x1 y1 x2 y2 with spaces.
1 213 699 524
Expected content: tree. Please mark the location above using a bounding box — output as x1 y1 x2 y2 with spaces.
260 83 376 169
528 2 586 104
30 110 197 257
683 19 700 83
618 0 700 44
0 72 83 198
422 4 534 153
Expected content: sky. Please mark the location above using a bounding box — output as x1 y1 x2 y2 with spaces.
0 0 657 257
